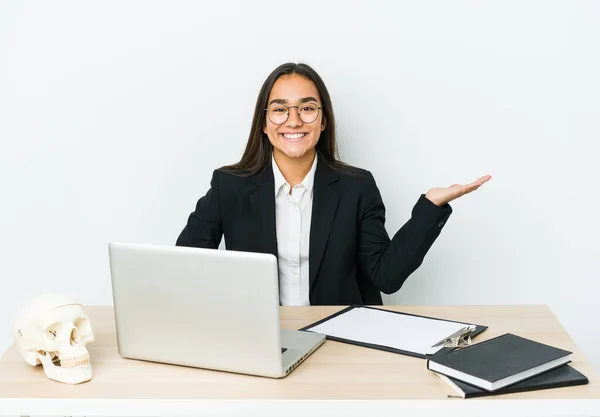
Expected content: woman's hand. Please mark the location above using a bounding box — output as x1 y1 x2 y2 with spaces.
425 175 492 207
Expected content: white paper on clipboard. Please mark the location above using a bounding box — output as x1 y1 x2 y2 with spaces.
305 306 473 356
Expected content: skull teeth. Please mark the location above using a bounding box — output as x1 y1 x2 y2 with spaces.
58 355 90 368
60 360 89 368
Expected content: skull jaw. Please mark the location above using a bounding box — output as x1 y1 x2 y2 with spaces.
37 352 93 384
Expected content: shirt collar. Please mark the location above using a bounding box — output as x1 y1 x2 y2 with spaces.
272 153 318 195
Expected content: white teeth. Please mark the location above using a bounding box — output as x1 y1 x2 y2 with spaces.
58 354 90 368
282 133 305 139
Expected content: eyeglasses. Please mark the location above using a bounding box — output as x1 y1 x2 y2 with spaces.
265 103 322 125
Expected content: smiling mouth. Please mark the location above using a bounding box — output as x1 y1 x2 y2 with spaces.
280 133 307 141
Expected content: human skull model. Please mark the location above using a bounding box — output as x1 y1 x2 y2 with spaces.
13 293 95 384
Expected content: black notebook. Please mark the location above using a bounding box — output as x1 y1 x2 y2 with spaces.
435 364 588 398
426 333 572 391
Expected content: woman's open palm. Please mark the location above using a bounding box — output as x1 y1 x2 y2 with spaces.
425 175 492 207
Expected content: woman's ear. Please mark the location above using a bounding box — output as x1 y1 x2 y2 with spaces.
321 117 327 131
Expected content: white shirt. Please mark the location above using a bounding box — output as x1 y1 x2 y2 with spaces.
272 154 317 306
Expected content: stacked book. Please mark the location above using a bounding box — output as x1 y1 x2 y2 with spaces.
426 333 588 398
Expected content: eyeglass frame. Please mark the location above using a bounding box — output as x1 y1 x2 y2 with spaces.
264 103 323 125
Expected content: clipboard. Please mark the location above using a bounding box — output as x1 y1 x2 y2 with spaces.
299 305 488 359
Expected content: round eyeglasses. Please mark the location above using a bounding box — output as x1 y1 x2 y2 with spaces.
265 103 322 125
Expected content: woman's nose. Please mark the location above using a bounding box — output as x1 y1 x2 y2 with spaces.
286 108 302 127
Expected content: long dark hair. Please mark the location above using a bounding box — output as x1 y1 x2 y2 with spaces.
221 62 352 176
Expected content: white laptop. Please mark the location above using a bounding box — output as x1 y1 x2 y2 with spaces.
108 241 325 378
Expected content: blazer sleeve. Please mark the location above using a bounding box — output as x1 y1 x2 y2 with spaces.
176 170 223 249
358 172 452 294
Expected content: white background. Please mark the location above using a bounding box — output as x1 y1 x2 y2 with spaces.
1 0 599 373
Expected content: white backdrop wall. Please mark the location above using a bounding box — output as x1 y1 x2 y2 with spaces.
1 1 599 371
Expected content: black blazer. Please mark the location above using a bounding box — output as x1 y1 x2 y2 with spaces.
176 160 452 305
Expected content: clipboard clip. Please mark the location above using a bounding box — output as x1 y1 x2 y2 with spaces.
431 325 477 348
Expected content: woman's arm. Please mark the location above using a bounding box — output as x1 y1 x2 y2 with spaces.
176 170 223 249
357 173 452 294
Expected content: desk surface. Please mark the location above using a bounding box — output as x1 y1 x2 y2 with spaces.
1 305 599 416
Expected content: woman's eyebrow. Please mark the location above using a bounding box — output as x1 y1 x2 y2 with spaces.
268 96 319 106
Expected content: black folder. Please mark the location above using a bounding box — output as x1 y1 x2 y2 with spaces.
436 364 588 398
299 305 487 359
426 333 573 391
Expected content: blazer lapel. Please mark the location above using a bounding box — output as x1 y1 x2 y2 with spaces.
248 165 278 257
309 162 340 288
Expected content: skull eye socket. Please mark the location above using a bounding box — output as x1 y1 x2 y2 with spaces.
70 327 80 345
46 328 57 341
45 323 61 341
